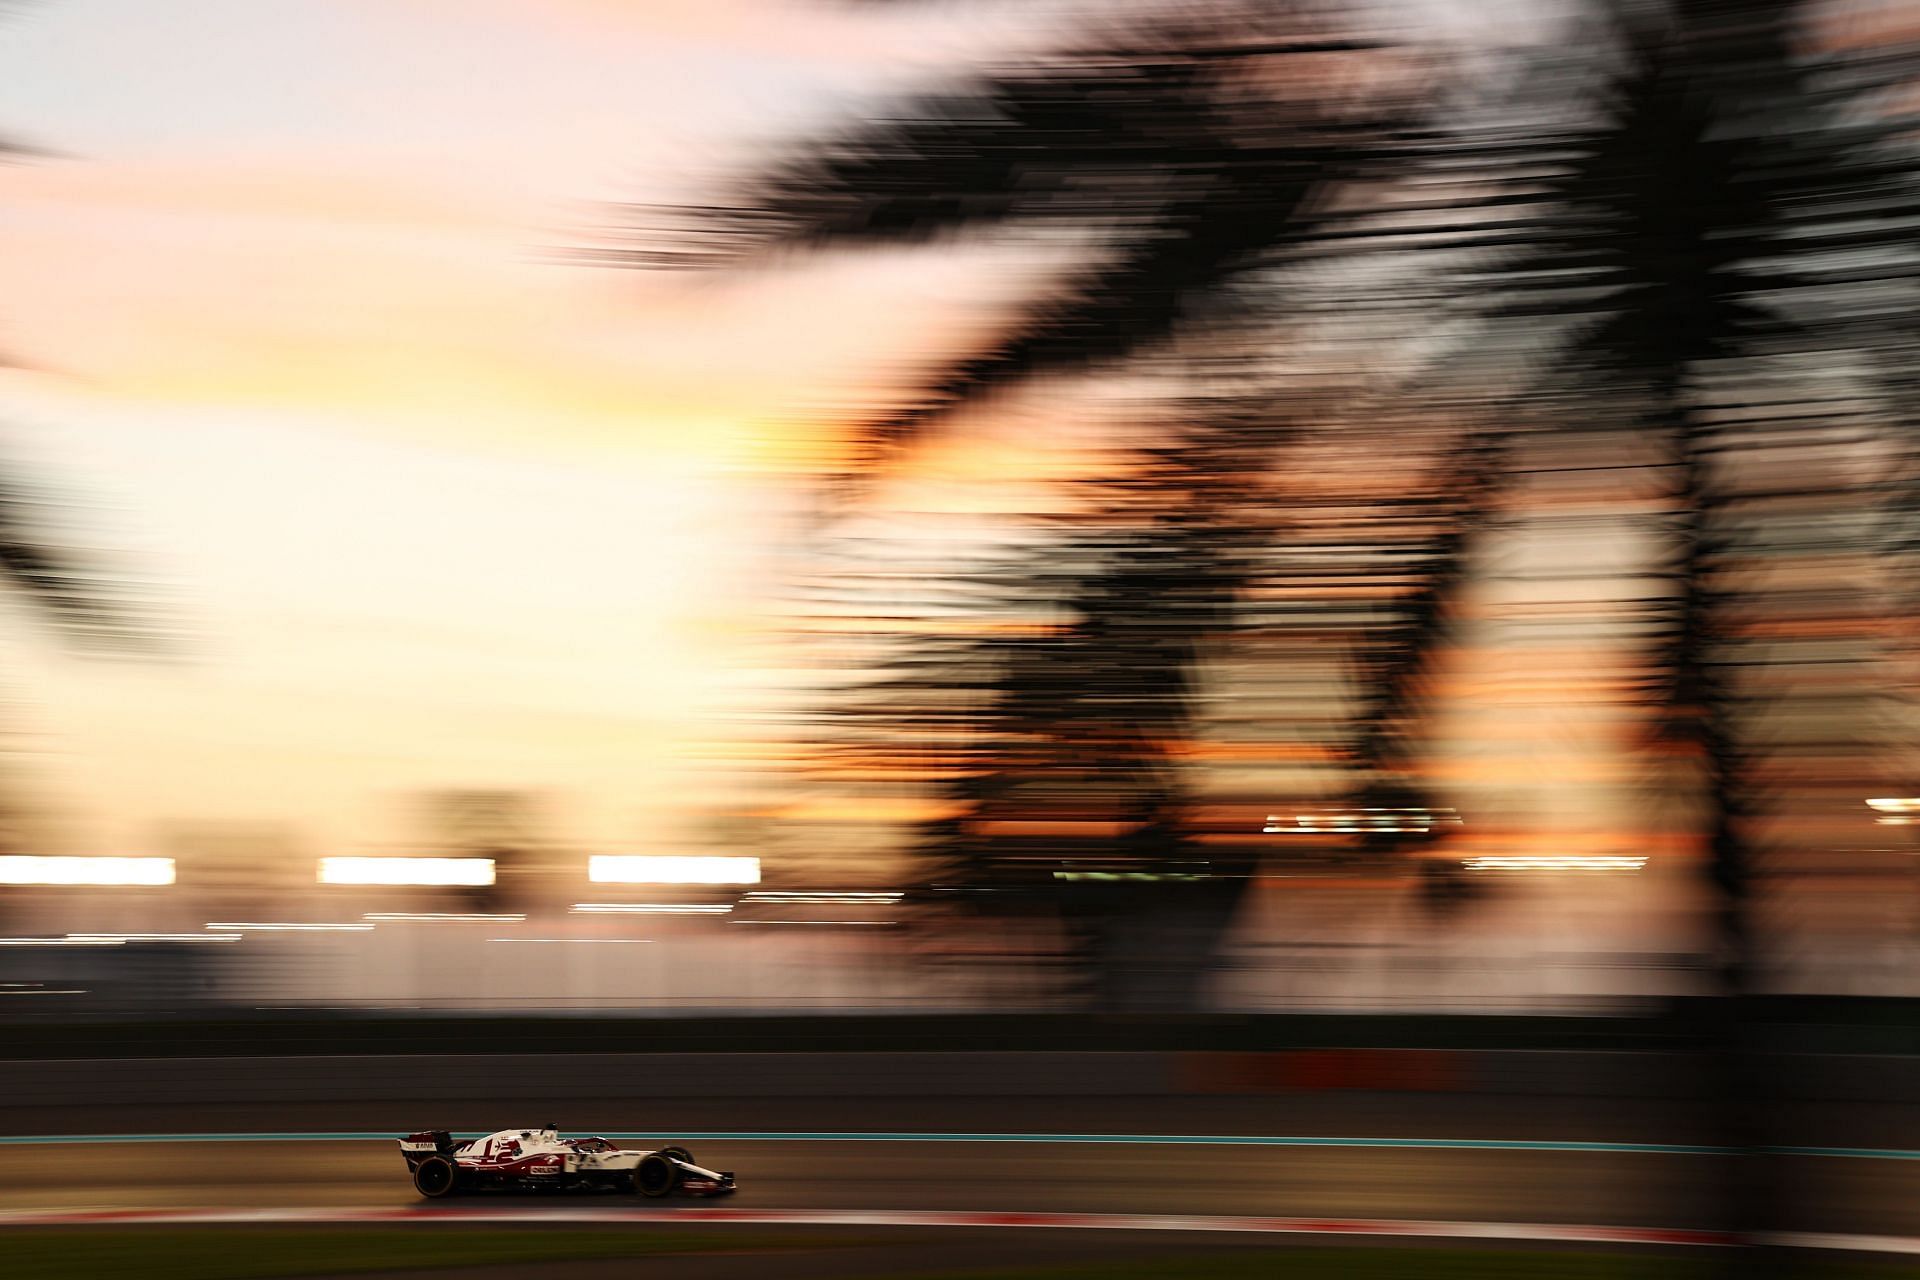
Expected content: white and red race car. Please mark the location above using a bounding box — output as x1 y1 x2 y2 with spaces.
399 1126 737 1199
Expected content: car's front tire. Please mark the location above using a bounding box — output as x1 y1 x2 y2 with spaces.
656 1145 694 1165
413 1155 460 1199
633 1153 679 1198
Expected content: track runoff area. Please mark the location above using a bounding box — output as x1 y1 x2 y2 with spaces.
3 1131 1920 1259
0 1205 1915 1260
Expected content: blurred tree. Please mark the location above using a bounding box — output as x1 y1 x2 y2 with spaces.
1483 1 1784 1014
1453 0 1920 1262
595 6 1452 1007
0 90 161 660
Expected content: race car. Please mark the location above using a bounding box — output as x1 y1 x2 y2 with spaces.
398 1125 736 1199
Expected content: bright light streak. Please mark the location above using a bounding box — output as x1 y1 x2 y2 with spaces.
364 912 525 923
1461 856 1647 872
0 856 174 886
67 933 242 943
0 937 124 947
1263 809 1460 835
319 857 495 886
0 988 87 995
741 891 902 903
207 922 374 932
569 903 732 915
589 856 760 885
1867 798 1920 813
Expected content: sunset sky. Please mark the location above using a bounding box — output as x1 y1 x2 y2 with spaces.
0 0 1084 856
0 0 1707 866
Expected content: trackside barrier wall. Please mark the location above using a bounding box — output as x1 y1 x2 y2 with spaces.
1 1050 1911 1109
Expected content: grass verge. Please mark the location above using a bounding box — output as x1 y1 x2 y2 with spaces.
10 1231 1919 1280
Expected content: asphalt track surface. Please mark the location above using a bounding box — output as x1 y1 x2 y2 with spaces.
4 1095 1920 1246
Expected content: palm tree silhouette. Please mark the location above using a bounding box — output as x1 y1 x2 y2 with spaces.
602 12 1450 1005
616 14 1408 489
1442 0 1918 1257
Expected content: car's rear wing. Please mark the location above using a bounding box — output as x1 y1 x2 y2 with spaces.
399 1130 458 1161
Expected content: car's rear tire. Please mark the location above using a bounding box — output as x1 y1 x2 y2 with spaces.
634 1153 679 1198
413 1155 460 1199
